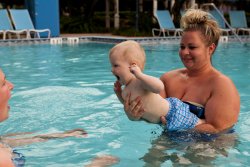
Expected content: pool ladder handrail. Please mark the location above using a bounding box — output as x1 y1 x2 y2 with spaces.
200 3 244 44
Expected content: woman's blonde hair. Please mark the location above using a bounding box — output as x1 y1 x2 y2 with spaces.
110 40 146 70
180 9 221 47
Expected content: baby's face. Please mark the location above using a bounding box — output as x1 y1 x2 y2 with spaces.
109 50 133 85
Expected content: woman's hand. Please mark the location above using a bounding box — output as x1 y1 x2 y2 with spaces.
161 116 167 125
114 81 123 103
124 93 145 121
114 80 122 93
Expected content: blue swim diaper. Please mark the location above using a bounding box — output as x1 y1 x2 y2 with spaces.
165 97 199 131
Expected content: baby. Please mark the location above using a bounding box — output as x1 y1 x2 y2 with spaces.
109 40 205 131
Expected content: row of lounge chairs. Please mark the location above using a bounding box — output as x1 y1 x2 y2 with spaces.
211 10 250 36
1 8 249 39
0 9 50 40
152 10 250 37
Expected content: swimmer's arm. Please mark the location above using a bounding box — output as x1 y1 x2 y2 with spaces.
1 129 87 147
1 131 34 137
130 64 164 93
194 78 240 133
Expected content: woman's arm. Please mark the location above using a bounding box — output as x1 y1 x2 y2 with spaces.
194 77 240 133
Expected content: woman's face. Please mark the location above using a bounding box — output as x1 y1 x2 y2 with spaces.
0 70 14 122
179 31 215 71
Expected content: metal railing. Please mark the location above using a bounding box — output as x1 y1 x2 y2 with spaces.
200 3 243 44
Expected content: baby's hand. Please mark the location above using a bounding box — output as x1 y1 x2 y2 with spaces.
129 63 142 77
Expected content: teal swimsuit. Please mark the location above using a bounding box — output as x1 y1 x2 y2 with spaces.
12 150 25 167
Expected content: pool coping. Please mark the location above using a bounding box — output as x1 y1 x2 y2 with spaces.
0 35 250 46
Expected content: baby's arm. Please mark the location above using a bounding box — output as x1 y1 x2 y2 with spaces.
130 64 164 93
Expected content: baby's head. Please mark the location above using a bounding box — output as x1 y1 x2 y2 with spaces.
109 40 146 70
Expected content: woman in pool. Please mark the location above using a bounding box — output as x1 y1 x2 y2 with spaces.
116 9 240 134
0 69 87 167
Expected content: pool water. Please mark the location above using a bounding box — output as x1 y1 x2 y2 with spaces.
0 42 250 166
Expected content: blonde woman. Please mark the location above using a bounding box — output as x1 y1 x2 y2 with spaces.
119 9 240 134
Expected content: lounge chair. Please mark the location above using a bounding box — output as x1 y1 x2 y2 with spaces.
0 9 27 39
229 10 250 35
8 9 51 38
209 10 232 36
152 10 182 37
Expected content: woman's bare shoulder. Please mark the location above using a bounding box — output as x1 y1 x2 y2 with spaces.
210 70 238 94
211 70 235 85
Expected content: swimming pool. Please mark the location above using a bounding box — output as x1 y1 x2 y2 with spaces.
0 41 250 166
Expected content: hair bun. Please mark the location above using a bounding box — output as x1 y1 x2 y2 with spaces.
180 9 221 47
181 9 210 28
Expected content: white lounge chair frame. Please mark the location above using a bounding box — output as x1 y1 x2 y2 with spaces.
152 10 182 37
0 9 28 39
9 9 51 39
